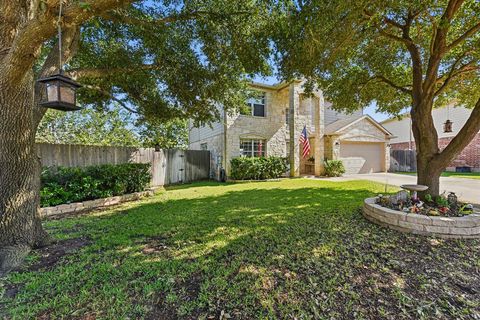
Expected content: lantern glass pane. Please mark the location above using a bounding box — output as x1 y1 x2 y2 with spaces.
59 85 75 104
46 83 59 102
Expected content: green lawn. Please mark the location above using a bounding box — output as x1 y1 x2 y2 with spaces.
395 171 480 180
1 179 479 319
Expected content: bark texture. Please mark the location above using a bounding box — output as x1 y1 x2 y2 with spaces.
0 71 50 275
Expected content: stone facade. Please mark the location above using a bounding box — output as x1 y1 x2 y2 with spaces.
189 81 392 176
225 85 291 172
327 117 391 172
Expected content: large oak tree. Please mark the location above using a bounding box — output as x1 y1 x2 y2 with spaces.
274 0 480 196
0 0 272 273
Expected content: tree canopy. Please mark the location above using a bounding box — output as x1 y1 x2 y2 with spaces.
274 0 480 114
36 106 140 147
70 0 272 125
273 0 480 196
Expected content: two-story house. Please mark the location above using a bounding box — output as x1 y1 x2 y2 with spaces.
189 80 393 178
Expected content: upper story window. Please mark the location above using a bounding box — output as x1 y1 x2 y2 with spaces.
241 92 266 117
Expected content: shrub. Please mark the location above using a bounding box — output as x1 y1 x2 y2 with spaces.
40 163 151 207
230 156 288 180
324 159 345 177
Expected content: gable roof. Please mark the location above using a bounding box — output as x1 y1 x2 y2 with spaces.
325 115 394 136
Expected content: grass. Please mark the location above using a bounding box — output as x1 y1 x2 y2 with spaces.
1 179 479 319
394 171 480 180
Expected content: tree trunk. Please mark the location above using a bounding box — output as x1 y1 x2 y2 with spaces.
0 72 50 275
416 157 444 198
410 99 444 198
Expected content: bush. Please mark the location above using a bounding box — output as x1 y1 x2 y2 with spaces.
40 163 151 207
324 159 345 177
230 156 288 180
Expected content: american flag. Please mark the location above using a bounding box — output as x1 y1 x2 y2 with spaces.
299 126 311 158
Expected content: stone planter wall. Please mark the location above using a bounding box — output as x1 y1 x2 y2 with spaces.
40 189 155 218
363 197 480 239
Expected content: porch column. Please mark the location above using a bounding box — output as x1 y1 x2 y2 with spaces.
314 93 325 176
289 83 300 177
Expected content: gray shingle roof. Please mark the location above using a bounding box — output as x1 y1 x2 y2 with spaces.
324 115 364 135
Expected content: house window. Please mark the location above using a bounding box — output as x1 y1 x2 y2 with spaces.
241 92 266 117
200 143 208 150
240 139 266 157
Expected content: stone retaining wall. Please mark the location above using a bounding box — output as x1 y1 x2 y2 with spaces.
40 189 155 218
363 197 480 239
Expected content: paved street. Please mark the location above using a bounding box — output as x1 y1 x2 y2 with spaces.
321 172 480 204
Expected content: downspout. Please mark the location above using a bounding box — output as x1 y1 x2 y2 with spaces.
223 108 228 173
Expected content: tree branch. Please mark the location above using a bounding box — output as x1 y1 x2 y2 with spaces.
67 65 163 80
435 60 479 96
2 0 136 86
436 97 480 166
373 75 412 94
100 9 252 28
423 0 465 97
84 85 139 114
447 21 480 51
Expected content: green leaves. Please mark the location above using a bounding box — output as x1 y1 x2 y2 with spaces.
67 0 274 126
273 0 480 114
230 156 288 180
40 163 151 207
77 2 92 11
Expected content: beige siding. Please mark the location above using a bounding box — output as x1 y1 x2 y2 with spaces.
189 104 225 144
382 104 473 144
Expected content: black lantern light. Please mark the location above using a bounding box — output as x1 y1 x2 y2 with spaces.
443 119 453 133
37 1 81 112
38 72 81 111
443 105 453 133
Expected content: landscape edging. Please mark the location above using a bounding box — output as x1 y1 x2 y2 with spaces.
40 189 155 217
363 197 480 239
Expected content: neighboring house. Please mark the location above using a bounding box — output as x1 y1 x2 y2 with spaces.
189 80 393 178
382 105 480 172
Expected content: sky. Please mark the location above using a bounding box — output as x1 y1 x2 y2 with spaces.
253 75 394 123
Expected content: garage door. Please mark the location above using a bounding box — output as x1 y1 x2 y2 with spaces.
339 142 384 174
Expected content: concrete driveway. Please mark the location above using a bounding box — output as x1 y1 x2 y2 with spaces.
323 172 479 204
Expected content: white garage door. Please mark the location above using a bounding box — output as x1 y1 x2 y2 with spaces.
340 142 384 174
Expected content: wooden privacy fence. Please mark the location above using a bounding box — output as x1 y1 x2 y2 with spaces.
37 143 210 186
389 149 417 172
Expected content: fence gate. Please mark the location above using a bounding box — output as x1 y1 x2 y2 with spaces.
390 149 417 172
185 150 210 182
166 149 186 184
151 150 167 186
37 144 210 186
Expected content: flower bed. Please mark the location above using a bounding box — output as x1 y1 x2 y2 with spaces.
376 190 475 217
363 197 480 238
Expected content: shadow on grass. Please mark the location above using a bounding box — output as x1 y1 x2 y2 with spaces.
3 180 480 319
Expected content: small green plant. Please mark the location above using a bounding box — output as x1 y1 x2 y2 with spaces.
424 194 433 203
324 159 345 177
435 195 449 208
230 156 288 180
